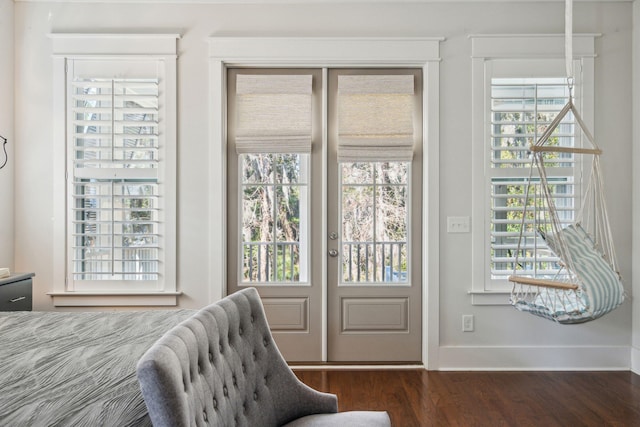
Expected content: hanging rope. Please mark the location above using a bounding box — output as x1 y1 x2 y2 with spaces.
509 0 625 323
0 135 7 169
565 0 574 84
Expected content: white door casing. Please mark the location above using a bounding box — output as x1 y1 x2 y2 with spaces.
209 37 442 367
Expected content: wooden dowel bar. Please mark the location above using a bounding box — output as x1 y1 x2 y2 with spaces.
530 146 602 155
508 275 579 290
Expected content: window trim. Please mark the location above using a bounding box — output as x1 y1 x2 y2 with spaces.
470 34 598 305
50 33 180 306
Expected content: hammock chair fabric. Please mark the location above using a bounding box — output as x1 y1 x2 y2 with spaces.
511 224 624 323
508 99 625 324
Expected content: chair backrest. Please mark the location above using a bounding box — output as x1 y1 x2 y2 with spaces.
137 287 337 427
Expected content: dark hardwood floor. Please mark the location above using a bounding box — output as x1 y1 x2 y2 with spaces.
293 369 640 426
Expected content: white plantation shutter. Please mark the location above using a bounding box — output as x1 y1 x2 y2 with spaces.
71 79 159 174
68 59 167 287
235 74 313 153
489 78 576 281
337 75 415 162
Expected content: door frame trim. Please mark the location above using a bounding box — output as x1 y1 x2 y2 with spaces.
208 37 443 368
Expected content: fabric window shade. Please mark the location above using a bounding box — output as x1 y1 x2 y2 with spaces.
338 75 415 162
236 74 313 154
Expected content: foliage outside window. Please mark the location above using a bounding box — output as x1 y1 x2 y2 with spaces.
241 153 308 283
340 161 409 284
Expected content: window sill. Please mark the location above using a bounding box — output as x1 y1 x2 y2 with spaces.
47 291 182 307
468 290 511 306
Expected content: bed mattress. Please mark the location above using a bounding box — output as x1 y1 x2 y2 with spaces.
0 308 195 426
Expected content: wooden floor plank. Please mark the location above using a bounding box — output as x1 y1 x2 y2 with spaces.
293 370 640 426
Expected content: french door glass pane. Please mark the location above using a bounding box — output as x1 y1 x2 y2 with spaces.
241 153 308 284
340 162 409 284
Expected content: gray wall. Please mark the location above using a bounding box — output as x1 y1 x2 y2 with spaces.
0 0 14 270
10 0 634 369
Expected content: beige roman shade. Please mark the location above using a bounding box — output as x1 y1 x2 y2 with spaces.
337 74 415 162
235 74 313 154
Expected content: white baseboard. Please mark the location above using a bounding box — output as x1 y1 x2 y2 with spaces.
290 364 425 370
438 345 631 371
631 346 640 374
287 346 633 371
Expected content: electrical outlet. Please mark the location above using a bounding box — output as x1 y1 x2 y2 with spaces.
462 314 474 332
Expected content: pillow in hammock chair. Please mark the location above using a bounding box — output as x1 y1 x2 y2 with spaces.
540 223 624 319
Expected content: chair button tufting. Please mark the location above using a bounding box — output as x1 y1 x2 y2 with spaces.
223 385 228 396
242 364 246 373
239 327 243 336
232 375 237 386
219 343 223 353
263 338 268 347
213 398 218 409
209 352 213 363
203 410 208 422
250 315 255 323
253 392 258 401
252 352 257 361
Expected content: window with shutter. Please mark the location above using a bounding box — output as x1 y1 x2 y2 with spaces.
489 78 575 283
50 34 179 303
70 76 161 284
469 34 597 301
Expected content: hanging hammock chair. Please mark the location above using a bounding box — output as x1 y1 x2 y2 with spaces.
508 97 625 324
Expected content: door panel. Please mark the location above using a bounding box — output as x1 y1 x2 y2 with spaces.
327 69 422 362
226 68 324 362
340 297 408 331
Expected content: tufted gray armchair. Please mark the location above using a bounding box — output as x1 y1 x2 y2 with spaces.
137 287 391 426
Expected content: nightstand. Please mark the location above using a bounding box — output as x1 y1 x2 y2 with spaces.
0 273 34 311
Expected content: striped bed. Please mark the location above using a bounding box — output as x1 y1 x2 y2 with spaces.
0 309 195 426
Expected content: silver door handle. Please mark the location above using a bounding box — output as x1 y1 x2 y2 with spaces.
328 249 339 257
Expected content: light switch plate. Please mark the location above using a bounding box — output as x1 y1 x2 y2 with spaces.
447 216 470 233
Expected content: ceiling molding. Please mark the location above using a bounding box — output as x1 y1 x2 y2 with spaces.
13 0 635 4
